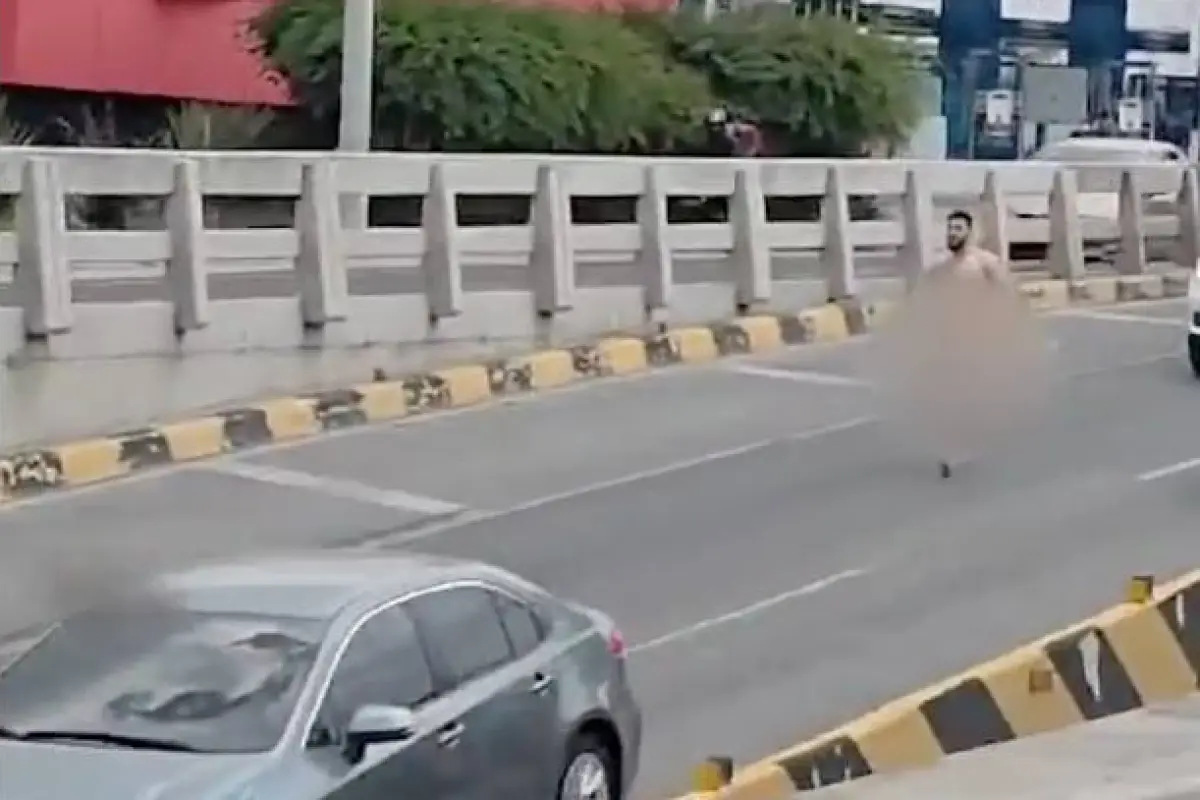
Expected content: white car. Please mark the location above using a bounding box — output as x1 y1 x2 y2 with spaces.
1009 136 1185 262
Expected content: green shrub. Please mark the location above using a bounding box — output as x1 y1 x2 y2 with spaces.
637 8 921 156
252 0 714 153
253 1 919 157
0 94 33 147
157 102 276 150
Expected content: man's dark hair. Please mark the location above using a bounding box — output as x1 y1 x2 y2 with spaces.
947 209 973 226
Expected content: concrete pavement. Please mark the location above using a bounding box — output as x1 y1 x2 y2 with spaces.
0 263 1172 451
809 694 1200 799
0 298 1195 798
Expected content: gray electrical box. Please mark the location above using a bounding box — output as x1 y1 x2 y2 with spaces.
1021 65 1089 125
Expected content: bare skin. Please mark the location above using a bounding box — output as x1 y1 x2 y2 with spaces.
924 214 1010 476
928 245 1007 283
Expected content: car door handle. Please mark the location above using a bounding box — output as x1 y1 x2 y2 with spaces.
435 721 464 749
530 672 556 695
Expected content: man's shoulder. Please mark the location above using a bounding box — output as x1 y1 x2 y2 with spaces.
972 247 1002 266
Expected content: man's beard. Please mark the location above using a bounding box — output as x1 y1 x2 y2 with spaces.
947 239 966 253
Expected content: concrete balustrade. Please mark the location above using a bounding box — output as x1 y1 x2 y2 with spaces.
0 147 1195 360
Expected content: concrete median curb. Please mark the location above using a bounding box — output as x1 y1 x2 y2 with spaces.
682 568 1200 799
0 272 1184 503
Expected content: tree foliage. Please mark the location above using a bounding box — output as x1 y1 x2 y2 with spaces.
0 94 33 147
252 0 714 153
156 102 276 150
635 8 921 155
266 1 925 157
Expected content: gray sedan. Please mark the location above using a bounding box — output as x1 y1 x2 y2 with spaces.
0 552 642 799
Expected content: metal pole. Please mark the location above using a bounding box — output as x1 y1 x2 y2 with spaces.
964 52 981 160
337 0 376 229
1147 61 1158 140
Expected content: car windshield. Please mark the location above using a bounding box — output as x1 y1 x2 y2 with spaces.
0 597 327 753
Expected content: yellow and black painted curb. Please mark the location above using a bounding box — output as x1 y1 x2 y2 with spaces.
679 570 1200 799
0 272 1185 503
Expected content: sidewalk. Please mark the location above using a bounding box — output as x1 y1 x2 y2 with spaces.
811 695 1200 799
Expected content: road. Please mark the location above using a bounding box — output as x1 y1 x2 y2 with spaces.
0 298 1196 798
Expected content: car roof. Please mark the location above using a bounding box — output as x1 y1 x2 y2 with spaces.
1035 137 1183 160
153 551 503 620
1057 136 1177 151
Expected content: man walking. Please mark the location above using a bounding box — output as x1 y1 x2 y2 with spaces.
878 207 1051 481
925 210 1005 478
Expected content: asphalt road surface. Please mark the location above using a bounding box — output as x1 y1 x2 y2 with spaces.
0 298 1196 798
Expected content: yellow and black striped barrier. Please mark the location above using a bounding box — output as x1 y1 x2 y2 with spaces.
0 272 1183 503
680 569 1200 798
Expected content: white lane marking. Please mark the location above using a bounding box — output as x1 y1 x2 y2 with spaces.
1053 308 1180 327
0 302 1178 518
628 568 868 655
0 366 691 515
729 365 871 387
202 461 465 515
375 415 877 548
1137 456 1200 482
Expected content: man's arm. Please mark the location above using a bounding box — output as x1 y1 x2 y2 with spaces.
977 249 1011 285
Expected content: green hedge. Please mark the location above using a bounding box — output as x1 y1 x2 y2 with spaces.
252 0 920 157
253 0 714 153
633 9 920 155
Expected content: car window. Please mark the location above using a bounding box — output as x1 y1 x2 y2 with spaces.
0 598 326 754
318 605 435 737
409 588 515 687
493 593 545 658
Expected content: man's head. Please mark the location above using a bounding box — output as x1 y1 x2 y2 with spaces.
946 210 973 253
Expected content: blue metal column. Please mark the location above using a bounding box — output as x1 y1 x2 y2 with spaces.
939 0 1002 158
1068 0 1129 122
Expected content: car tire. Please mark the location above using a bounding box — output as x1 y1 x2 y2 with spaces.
557 732 619 800
1190 335 1200 380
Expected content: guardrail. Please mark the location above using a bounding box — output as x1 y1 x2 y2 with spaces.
0 147 1196 360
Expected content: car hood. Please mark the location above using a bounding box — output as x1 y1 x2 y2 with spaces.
0 740 265 799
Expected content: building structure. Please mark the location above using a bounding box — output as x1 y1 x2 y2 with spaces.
0 0 675 107
2 0 1195 158
857 0 1200 157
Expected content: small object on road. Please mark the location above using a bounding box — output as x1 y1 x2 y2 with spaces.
939 461 952 479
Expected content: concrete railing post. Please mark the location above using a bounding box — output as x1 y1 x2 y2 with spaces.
15 157 71 337
1046 168 1084 281
979 170 1010 268
1115 168 1147 275
898 167 934 288
420 163 463 321
637 164 671 313
530 164 574 317
729 164 771 312
1176 166 1200 270
165 159 210 333
820 165 855 300
295 160 350 327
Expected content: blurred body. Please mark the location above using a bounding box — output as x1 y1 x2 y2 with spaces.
876 210 1052 475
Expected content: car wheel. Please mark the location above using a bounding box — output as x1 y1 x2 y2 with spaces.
1190 335 1200 380
558 734 618 800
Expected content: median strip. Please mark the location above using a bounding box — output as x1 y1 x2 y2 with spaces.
681 569 1200 798
0 272 1185 504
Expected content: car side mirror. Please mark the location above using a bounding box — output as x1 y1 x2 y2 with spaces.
342 704 416 764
